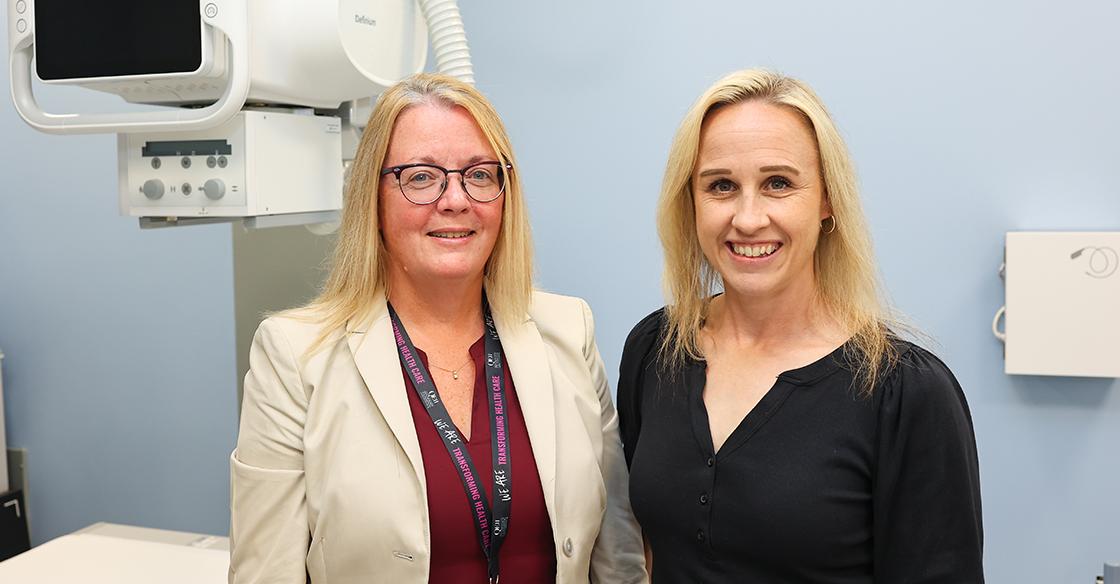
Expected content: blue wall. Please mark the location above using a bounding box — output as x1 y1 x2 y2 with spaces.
2 1 1119 582
0 11 239 543
464 2 1120 583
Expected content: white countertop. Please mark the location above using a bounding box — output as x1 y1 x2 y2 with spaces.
0 522 230 583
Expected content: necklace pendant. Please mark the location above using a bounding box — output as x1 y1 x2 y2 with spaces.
452 371 459 380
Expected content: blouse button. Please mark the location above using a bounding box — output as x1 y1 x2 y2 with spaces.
706 457 714 467
562 538 574 557
699 493 709 505
696 529 706 542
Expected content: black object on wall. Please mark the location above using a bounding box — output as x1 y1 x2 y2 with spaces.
0 489 31 561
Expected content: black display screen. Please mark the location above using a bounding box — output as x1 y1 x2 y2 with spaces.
35 1 203 81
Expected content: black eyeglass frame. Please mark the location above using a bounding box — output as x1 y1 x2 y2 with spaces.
379 161 513 204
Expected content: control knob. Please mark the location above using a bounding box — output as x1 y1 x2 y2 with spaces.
203 179 226 200
141 179 165 200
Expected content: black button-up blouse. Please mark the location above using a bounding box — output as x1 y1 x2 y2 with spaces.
617 308 984 584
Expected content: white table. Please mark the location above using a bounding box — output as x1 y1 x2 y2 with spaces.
0 522 230 583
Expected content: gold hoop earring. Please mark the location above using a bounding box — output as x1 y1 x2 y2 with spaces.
821 216 837 234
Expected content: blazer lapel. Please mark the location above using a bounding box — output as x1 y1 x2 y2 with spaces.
495 312 558 525
346 298 426 489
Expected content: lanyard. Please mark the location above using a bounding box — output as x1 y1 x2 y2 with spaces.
388 302 512 584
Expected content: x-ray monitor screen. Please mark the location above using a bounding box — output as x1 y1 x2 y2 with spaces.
34 1 203 81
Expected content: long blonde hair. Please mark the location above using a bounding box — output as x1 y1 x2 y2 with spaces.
657 69 899 395
300 74 534 354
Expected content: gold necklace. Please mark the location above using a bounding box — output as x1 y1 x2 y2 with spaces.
429 356 473 380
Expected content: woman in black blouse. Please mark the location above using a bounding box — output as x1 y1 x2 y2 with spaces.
617 69 984 583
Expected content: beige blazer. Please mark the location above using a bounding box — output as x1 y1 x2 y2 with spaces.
229 291 647 584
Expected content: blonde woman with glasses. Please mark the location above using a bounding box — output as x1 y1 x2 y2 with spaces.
617 69 983 583
230 74 646 584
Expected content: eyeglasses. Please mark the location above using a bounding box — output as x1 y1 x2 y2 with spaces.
380 161 512 205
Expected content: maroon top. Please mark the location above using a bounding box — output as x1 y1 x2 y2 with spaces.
403 336 556 583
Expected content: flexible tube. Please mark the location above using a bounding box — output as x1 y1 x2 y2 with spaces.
417 0 474 83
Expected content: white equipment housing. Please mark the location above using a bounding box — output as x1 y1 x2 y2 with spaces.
993 231 1120 378
52 0 428 110
118 110 343 220
8 0 474 226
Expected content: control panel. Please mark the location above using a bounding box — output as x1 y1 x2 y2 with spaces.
128 139 244 209
121 134 247 215
118 109 343 219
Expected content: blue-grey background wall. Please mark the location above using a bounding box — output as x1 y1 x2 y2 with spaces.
0 8 239 547
1 1 1118 582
